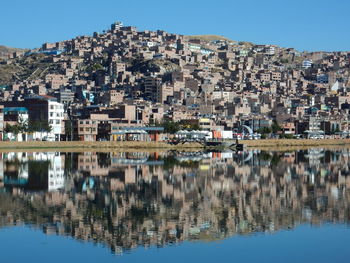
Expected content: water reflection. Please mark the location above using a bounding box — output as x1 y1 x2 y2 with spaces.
0 149 349 254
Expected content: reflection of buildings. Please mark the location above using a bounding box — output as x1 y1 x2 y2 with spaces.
0 154 3 188
39 153 65 192
76 152 164 178
2 153 29 188
77 152 108 176
0 149 350 254
1 152 65 191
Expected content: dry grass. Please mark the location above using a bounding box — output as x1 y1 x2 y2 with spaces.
184 35 235 42
1 139 350 153
0 141 203 152
242 139 350 150
0 45 27 60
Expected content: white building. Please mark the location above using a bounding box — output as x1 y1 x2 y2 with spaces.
48 100 64 141
302 60 313 69
265 46 276 56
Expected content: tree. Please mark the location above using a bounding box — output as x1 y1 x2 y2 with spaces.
5 124 19 134
65 120 73 141
18 118 28 133
27 120 39 133
92 63 103 71
4 123 21 140
148 119 161 127
331 125 340 135
271 121 281 134
40 120 52 133
27 120 52 133
189 123 201 130
281 134 294 139
162 120 180 134
257 127 272 134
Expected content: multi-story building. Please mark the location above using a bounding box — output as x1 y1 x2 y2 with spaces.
1 96 64 141
302 60 313 69
48 100 64 140
144 77 162 102
73 119 98 141
0 105 3 141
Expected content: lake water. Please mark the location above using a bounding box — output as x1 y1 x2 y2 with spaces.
0 149 349 263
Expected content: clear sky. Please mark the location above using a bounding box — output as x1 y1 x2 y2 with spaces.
1 0 349 51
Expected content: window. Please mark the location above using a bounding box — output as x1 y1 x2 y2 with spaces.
56 120 60 124
80 121 83 124
80 128 83 132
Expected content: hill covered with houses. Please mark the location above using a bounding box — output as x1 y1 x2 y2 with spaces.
0 21 349 141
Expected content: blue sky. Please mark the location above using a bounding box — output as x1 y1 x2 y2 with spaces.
1 0 349 51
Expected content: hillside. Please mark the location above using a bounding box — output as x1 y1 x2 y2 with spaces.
184 34 235 42
184 35 254 49
0 53 57 85
0 45 27 60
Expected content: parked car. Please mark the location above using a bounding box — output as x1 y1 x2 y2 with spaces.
42 135 55 141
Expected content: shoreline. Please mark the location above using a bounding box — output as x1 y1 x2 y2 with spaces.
240 139 350 151
242 139 350 152
242 138 350 148
0 141 203 152
0 139 349 152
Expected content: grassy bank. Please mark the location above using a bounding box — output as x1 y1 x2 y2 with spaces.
0 141 203 152
242 138 350 149
0 139 350 152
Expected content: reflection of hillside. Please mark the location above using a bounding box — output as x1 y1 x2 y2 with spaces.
0 149 350 254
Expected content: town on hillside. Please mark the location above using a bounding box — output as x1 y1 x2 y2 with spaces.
0 21 350 141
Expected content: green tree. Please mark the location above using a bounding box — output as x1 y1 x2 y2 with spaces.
92 63 103 71
162 120 180 134
40 120 52 133
271 121 281 134
281 134 294 139
64 120 73 141
27 120 52 133
27 120 39 133
18 118 28 133
4 123 21 140
148 119 161 127
330 124 340 134
257 127 272 134
5 124 18 134
189 123 201 130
